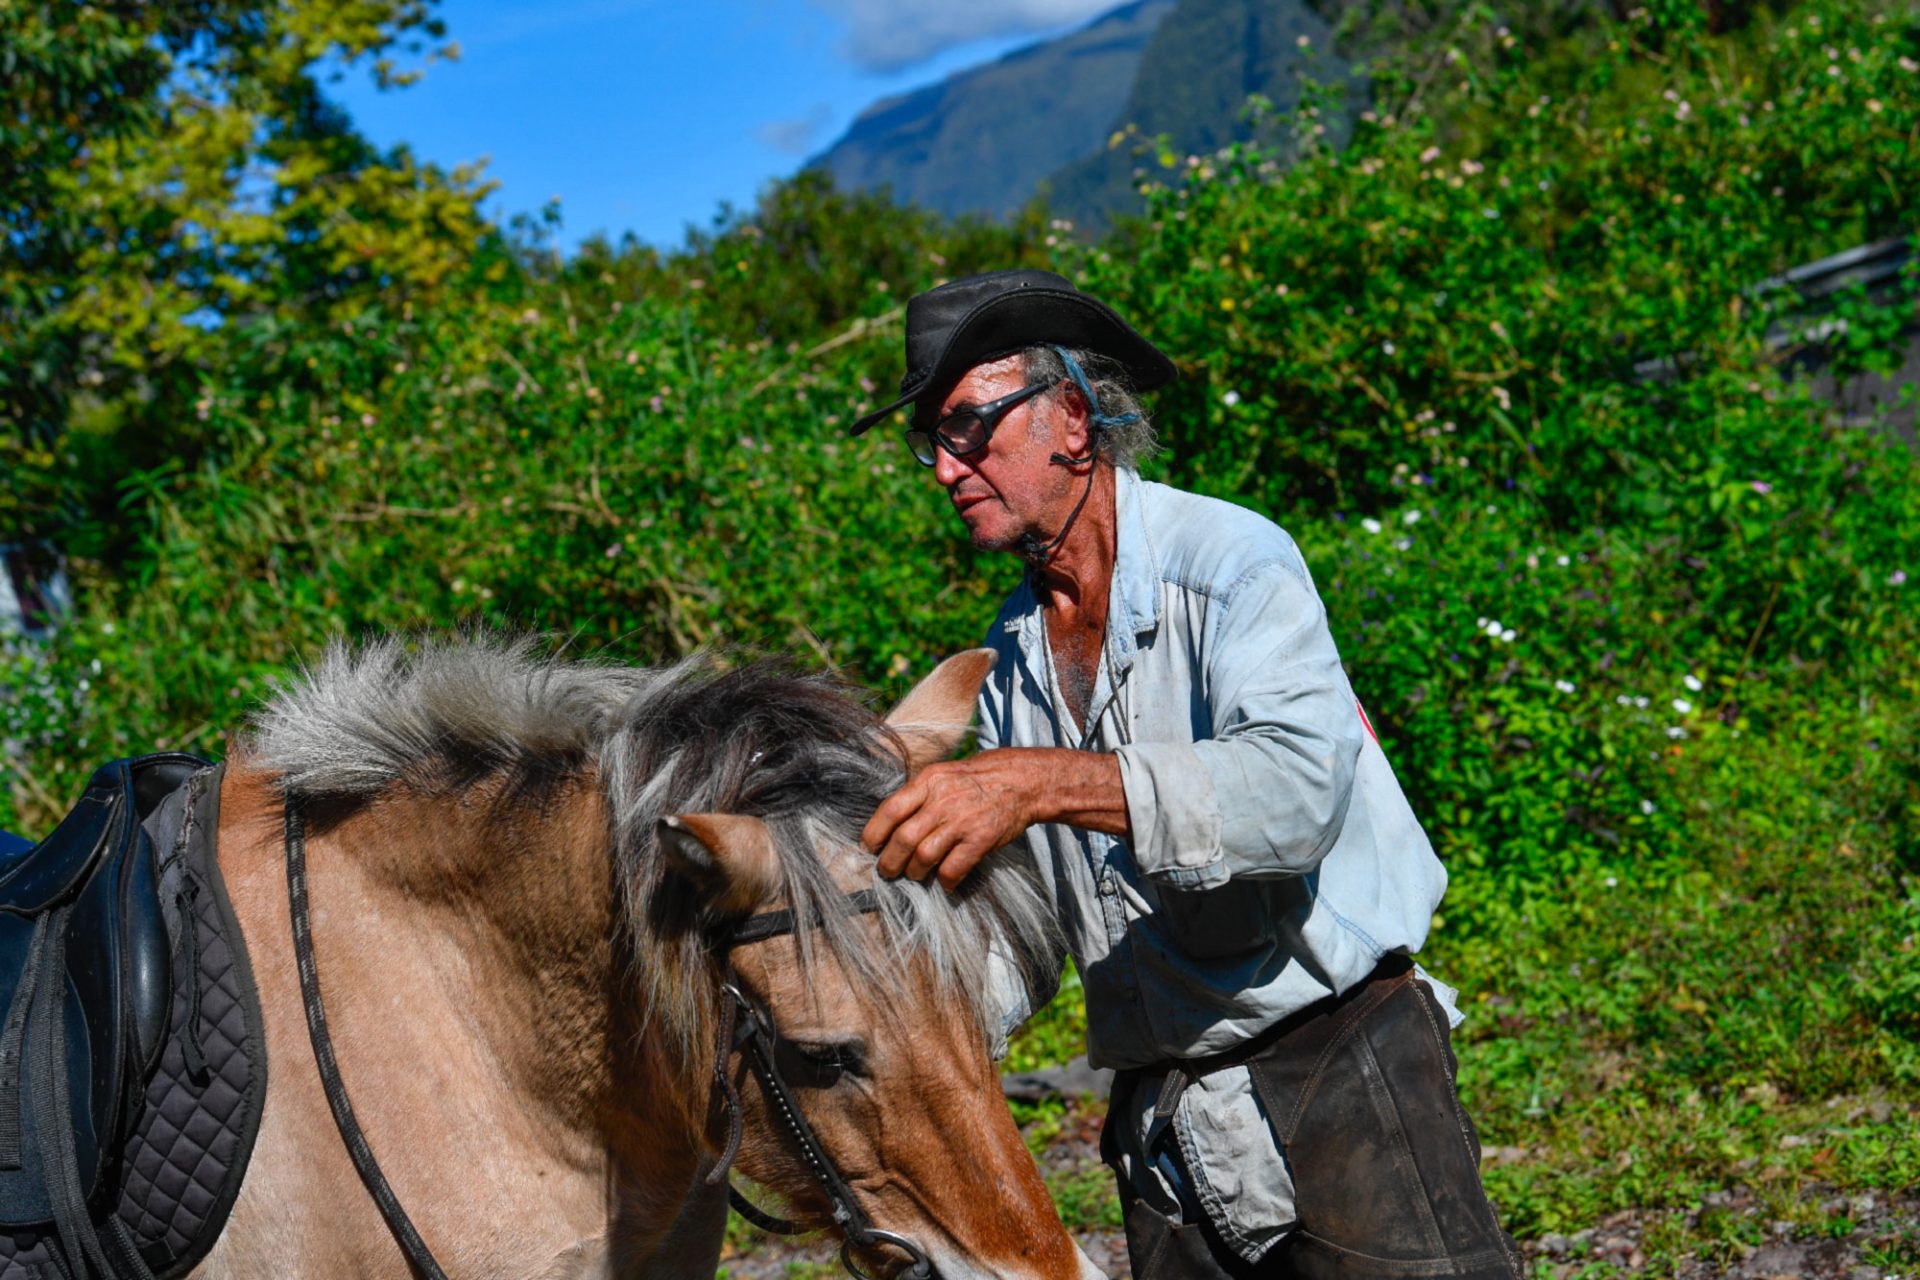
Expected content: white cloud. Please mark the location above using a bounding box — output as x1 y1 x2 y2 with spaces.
757 103 836 155
812 0 1119 73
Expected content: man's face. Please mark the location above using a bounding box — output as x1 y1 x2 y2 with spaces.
923 357 1078 553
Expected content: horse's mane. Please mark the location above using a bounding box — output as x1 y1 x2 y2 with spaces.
245 635 1060 1066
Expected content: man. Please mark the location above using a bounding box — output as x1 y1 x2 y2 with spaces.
853 269 1523 1280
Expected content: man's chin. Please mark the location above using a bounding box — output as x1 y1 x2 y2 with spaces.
960 517 1026 554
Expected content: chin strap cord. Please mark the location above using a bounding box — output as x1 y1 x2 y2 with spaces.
1017 347 1138 565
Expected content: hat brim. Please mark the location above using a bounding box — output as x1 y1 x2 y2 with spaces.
848 288 1176 436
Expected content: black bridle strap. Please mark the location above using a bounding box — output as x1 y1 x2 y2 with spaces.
721 888 883 947
285 797 452 1280
715 893 934 1280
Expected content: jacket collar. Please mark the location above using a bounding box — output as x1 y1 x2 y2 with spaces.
1110 467 1163 650
999 467 1162 664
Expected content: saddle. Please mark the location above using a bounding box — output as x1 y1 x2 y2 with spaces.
0 754 205 1273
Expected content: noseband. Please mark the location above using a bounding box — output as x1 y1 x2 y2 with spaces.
710 890 937 1280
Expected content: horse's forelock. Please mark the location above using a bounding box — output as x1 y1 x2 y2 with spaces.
600 662 1060 1070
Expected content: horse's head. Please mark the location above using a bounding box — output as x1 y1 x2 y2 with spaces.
629 653 1101 1280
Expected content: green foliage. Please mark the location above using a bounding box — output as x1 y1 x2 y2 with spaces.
0 0 490 546
4 0 1918 1243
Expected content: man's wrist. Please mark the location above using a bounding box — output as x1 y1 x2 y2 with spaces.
1000 747 1128 839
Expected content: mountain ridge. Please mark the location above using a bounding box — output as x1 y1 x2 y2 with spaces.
808 0 1354 229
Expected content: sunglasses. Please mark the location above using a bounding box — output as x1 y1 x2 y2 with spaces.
904 377 1059 467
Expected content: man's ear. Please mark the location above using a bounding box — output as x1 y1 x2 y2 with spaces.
884 648 997 774
1055 378 1093 458
657 813 782 915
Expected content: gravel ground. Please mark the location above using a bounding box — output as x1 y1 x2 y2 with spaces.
720 1183 1918 1279
718 1068 1917 1279
1524 1185 1919 1280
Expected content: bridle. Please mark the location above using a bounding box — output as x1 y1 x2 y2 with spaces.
283 798 934 1280
707 889 935 1280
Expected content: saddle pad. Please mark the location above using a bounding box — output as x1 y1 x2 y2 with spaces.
0 764 267 1279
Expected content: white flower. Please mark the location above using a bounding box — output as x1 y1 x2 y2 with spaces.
1634 696 1649 709
1604 876 1618 888
1683 674 1703 692
1556 554 1570 566
1477 617 1488 628
1501 628 1516 643
1485 619 1503 636
1555 680 1575 693
1403 509 1422 525
1667 726 1688 739
1222 390 1242 407
1617 694 1632 705
1672 698 1692 714
1640 800 1656 815
1382 341 1396 355
1361 517 1383 534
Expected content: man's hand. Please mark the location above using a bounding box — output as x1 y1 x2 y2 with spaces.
862 748 1130 891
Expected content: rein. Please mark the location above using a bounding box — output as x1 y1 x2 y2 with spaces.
284 797 932 1280
712 892 936 1280
284 797 450 1280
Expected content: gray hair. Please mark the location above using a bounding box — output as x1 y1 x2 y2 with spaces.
244 634 1061 1070
1021 344 1160 470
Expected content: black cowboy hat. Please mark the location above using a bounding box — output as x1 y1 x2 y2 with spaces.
848 269 1177 437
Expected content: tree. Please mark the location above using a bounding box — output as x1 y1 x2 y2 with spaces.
0 0 490 544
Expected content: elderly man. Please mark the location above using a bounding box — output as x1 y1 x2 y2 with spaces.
853 269 1522 1280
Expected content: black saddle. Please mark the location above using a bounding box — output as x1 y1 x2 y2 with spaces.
0 754 207 1273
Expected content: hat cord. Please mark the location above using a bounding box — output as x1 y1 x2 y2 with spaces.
1016 347 1136 564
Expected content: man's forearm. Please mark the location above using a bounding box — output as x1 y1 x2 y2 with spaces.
999 747 1132 840
864 744 1133 888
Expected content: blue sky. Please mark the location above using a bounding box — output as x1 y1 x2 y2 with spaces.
326 0 1120 251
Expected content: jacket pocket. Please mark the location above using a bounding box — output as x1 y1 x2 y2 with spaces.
1156 881 1277 960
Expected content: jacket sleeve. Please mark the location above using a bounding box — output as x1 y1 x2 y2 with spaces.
1113 560 1363 889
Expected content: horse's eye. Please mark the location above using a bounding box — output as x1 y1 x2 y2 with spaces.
778 1038 867 1087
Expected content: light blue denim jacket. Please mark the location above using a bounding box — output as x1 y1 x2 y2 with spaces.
978 468 1457 1261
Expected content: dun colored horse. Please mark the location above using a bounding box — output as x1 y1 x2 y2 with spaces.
190 637 1098 1279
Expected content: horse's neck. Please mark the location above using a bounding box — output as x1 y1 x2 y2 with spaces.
292 782 618 1139
215 763 721 1273
333 781 719 1192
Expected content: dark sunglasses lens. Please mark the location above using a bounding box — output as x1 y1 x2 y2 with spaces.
936 412 989 457
904 429 938 466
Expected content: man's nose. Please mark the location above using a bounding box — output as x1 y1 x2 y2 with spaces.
932 443 971 488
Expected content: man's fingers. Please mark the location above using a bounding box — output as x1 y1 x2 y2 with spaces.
935 840 989 893
862 779 925 856
904 825 962 882
877 809 941 879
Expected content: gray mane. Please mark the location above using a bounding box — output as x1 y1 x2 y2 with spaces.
246 635 1060 1065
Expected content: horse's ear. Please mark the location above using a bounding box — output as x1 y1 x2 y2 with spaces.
883 648 997 774
657 814 781 915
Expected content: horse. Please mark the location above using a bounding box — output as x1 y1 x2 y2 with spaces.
186 635 1099 1279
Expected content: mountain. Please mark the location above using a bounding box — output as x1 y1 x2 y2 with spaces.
1045 0 1348 228
809 0 1178 222
808 0 1354 229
